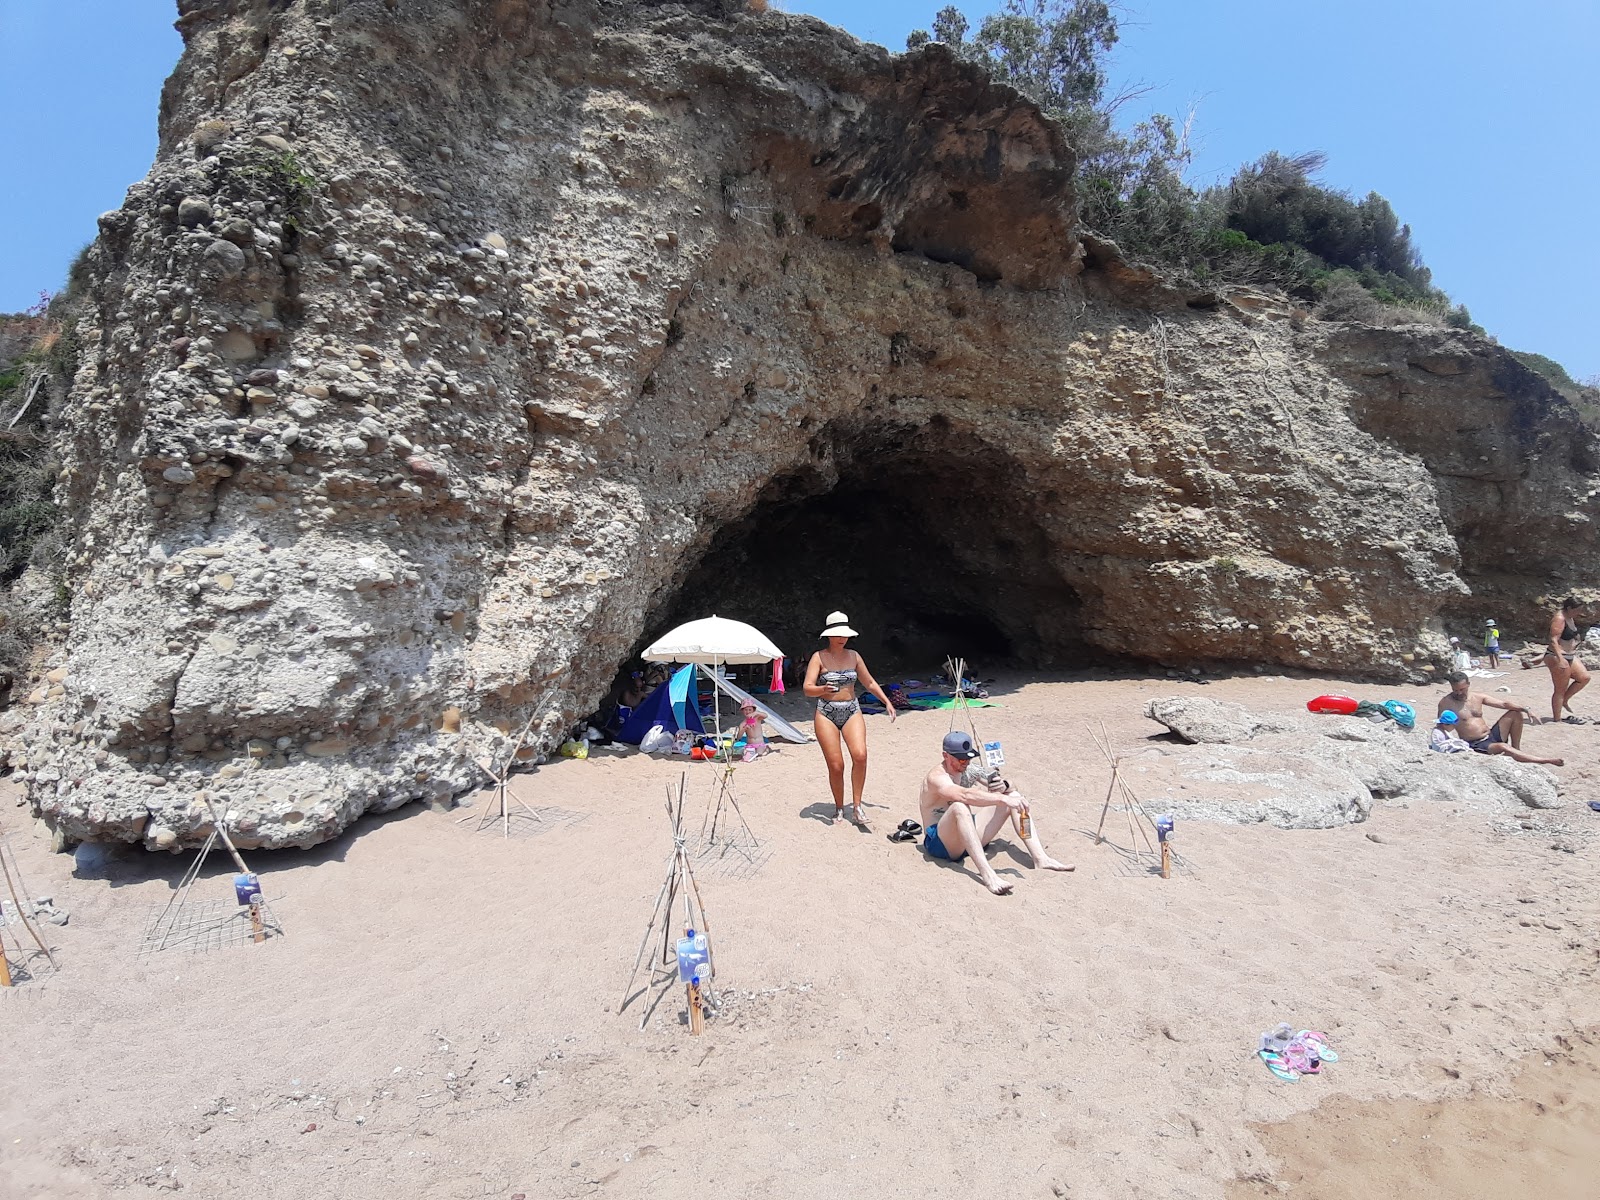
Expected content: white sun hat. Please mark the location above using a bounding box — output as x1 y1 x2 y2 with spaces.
820 610 858 638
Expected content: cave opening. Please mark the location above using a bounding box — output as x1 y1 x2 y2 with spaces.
640 417 1104 679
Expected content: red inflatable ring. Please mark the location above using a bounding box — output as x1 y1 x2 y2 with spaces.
1306 694 1359 715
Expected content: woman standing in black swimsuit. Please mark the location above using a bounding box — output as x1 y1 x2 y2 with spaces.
803 611 895 827
1545 596 1590 723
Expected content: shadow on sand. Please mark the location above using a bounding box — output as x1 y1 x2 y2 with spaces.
70 804 421 892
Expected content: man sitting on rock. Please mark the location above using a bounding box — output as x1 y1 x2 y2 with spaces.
918 731 1074 895
1437 672 1562 766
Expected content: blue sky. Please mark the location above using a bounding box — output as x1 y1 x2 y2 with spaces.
2 0 1595 380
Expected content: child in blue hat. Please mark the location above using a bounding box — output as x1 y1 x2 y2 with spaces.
1429 710 1470 753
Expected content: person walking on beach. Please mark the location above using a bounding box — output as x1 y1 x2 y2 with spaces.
1437 673 1562 766
1482 618 1501 669
918 731 1075 895
803 611 895 828
1544 597 1590 724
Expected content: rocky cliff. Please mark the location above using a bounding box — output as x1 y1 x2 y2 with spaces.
10 0 1597 849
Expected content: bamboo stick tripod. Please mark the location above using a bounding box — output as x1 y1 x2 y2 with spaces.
698 750 760 861
621 774 717 1032
146 795 282 952
460 711 543 837
145 800 283 960
0 834 57 986
693 665 760 860
1088 722 1189 877
944 655 988 745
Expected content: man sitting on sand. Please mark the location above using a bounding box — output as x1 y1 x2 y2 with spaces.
918 731 1074 895
1437 672 1562 766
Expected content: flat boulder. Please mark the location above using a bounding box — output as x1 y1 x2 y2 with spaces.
1120 743 1372 829
1144 696 1301 744
1407 752 1561 811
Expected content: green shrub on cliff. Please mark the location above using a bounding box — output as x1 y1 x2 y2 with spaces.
0 310 67 587
904 4 1462 318
1511 351 1600 429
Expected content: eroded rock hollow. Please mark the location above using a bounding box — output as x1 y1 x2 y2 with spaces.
15 0 1599 848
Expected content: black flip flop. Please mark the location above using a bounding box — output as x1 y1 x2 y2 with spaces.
887 819 923 843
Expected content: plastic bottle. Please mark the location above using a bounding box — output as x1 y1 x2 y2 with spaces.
676 928 710 983
1259 1022 1294 1055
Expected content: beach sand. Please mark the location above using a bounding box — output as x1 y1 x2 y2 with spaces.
2 668 1597 1199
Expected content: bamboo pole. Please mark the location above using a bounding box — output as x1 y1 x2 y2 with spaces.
248 896 266 943
0 840 54 968
153 831 218 952
199 795 252 877
687 977 704 1035
1117 776 1159 857
1093 761 1118 844
1088 724 1120 845
200 796 275 943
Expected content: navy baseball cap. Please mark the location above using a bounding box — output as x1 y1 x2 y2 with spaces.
942 731 980 760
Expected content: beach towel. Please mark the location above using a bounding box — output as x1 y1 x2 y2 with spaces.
921 696 999 710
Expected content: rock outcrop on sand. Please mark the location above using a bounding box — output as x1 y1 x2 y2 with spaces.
9 0 1599 849
1139 696 1560 829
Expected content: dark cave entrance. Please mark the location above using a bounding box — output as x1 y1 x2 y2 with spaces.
644 417 1098 679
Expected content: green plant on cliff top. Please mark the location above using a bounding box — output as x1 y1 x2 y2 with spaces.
905 5 1465 314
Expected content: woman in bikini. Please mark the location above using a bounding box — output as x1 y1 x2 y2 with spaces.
1545 596 1590 723
804 611 895 827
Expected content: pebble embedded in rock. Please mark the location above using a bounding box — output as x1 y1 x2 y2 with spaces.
204 239 247 278
178 197 213 227
219 330 257 361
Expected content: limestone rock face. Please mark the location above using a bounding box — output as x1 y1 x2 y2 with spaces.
14 0 1600 848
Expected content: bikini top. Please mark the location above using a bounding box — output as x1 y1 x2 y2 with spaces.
818 668 858 688
1562 621 1580 644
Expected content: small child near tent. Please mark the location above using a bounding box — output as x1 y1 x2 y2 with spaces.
740 702 770 762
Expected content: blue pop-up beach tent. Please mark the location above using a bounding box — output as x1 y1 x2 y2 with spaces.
615 663 705 745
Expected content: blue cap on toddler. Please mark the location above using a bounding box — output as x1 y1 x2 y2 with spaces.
1438 710 1458 725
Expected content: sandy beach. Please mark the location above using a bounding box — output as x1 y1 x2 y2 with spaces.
3 667 1597 1199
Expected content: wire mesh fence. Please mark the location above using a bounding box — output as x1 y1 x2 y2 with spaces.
138 895 283 958
491 806 592 840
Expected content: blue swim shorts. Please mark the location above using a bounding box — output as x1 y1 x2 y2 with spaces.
1468 721 1505 753
924 822 967 862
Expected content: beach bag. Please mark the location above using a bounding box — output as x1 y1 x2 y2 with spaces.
1354 701 1395 726
639 724 673 754
1382 700 1416 730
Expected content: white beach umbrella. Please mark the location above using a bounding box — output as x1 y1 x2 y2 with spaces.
642 615 783 665
642 616 784 738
